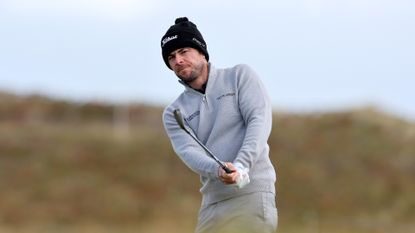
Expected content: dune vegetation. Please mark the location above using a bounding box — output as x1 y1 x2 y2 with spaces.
0 92 414 233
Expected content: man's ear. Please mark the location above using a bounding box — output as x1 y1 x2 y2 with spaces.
199 51 207 61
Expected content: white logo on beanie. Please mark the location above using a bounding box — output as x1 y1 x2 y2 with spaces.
161 35 178 47
192 38 205 48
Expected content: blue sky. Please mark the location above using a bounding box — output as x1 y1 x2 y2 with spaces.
0 0 414 121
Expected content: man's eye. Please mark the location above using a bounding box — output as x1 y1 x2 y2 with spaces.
180 49 188 54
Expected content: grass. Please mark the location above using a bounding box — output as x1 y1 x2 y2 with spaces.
0 92 414 232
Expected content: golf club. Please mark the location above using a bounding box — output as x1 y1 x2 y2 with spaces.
173 109 232 174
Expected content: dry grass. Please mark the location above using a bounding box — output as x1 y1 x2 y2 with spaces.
0 92 414 232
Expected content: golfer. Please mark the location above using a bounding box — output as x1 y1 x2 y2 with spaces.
161 17 278 233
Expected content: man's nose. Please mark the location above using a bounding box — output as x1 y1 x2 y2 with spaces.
174 54 184 65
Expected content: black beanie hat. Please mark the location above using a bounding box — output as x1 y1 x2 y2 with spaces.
161 17 209 69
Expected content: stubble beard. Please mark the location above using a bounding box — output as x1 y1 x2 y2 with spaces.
177 62 204 84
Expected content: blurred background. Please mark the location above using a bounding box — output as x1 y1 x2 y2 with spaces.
0 0 414 232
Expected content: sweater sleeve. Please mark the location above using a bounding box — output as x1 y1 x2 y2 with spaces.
163 106 220 179
233 65 273 170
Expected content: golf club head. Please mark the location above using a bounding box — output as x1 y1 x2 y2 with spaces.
173 109 186 130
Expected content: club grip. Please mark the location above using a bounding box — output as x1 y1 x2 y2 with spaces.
223 166 233 174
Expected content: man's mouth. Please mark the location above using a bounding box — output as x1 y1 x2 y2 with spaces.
177 66 190 74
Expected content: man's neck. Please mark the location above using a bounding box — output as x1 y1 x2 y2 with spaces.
188 63 209 91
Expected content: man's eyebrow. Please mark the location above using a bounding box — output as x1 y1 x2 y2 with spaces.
168 51 177 57
169 48 186 57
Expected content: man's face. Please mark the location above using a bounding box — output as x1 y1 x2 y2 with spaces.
168 47 206 83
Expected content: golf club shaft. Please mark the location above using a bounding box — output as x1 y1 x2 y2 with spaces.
187 131 232 174
173 109 232 174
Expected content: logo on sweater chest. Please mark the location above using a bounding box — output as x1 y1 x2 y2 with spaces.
216 92 235 100
186 110 200 122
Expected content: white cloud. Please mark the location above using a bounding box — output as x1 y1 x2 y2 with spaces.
1 0 162 21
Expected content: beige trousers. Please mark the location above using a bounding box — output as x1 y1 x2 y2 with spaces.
196 192 278 233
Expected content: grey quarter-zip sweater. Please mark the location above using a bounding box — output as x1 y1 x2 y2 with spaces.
163 64 276 205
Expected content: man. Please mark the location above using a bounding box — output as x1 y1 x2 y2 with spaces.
161 17 277 233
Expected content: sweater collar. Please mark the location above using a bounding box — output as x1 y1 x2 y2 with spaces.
178 63 215 94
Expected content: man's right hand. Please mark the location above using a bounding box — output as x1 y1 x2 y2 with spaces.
218 162 250 188
218 162 239 184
